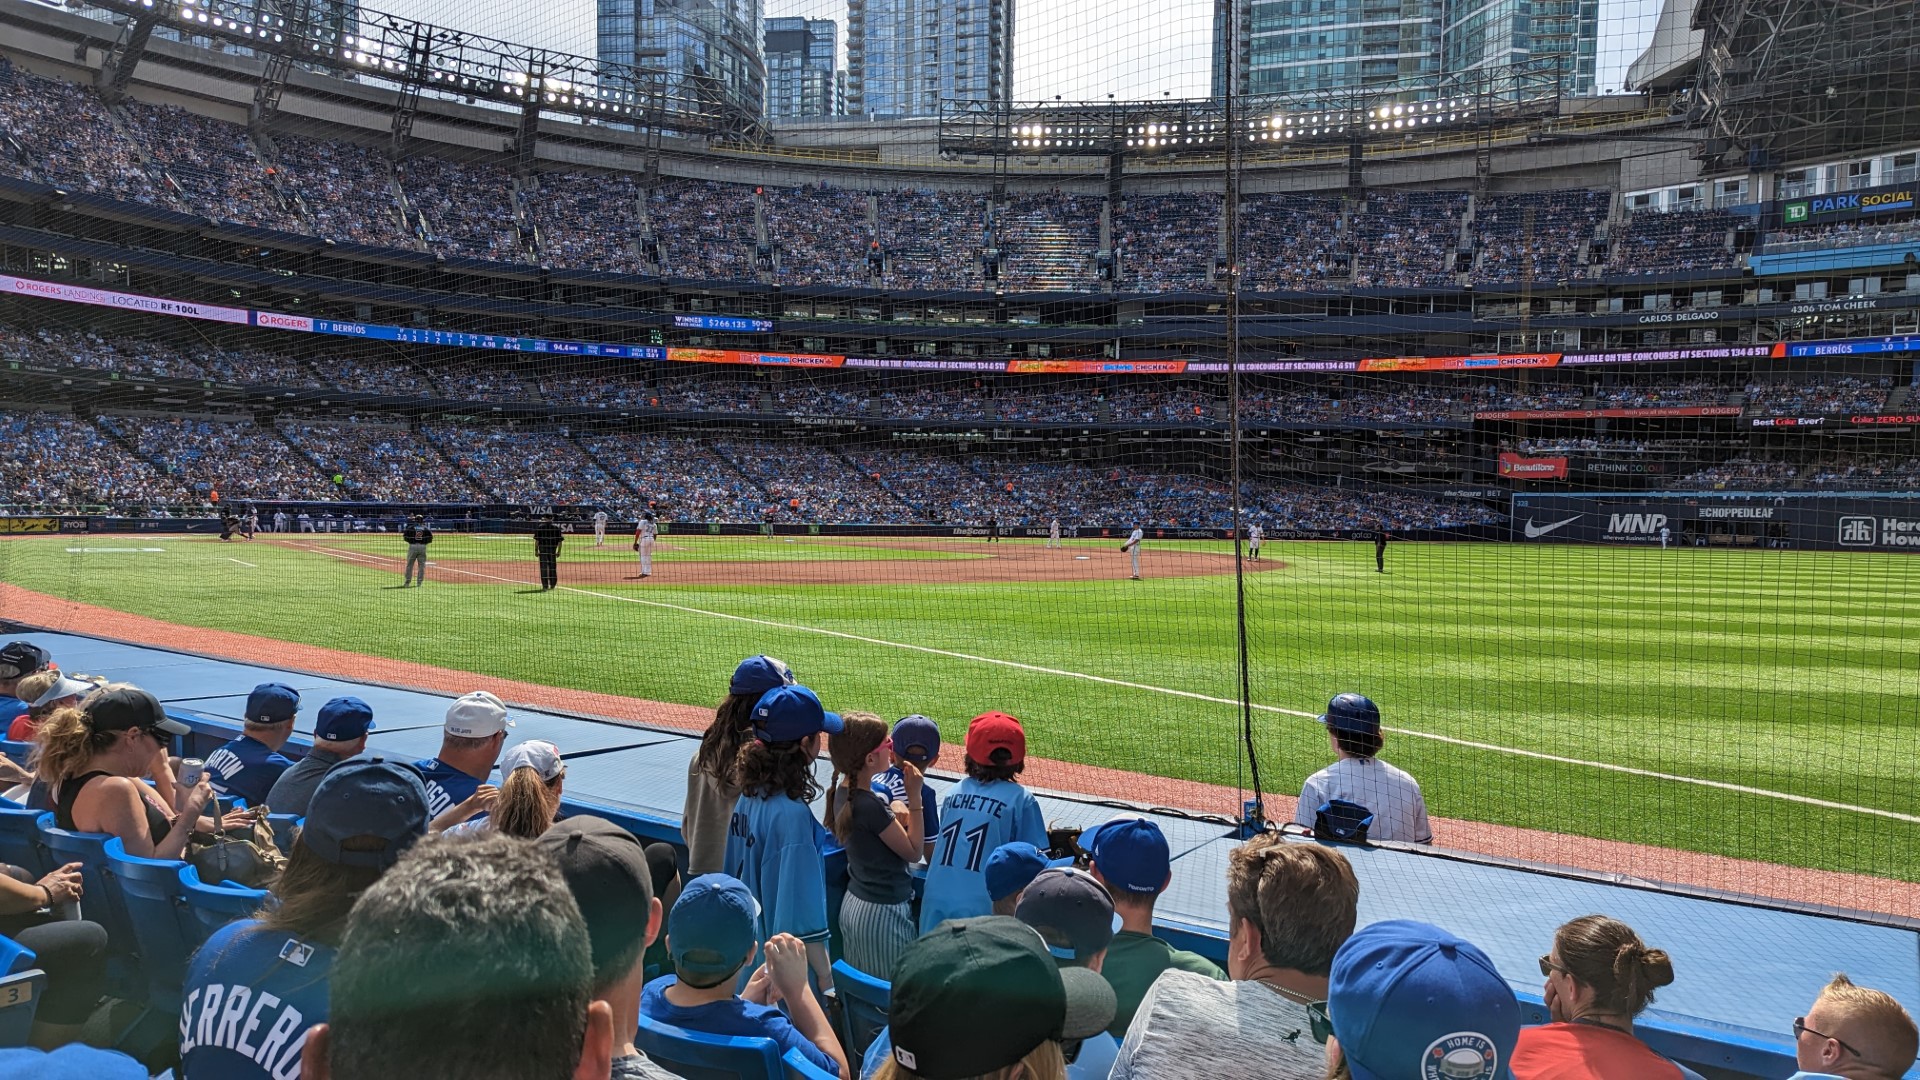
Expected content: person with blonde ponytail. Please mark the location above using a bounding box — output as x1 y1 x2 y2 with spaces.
825 711 922 978
41 685 250 860
1513 914 1702 1080
492 740 566 839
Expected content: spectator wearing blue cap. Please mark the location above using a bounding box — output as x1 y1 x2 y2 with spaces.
872 715 941 862
181 759 430 1080
265 696 377 818
1292 693 1432 845
984 842 1067 917
1323 919 1521 1080
641 874 849 1077
724 683 842 989
205 683 300 806
1113 837 1358 1080
0 1044 148 1079
686 656 795 876
1083 816 1224 1036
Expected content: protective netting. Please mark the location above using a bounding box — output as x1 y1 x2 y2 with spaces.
0 0 1915 913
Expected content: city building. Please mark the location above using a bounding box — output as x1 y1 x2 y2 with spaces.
765 17 842 120
597 0 766 124
847 0 1012 118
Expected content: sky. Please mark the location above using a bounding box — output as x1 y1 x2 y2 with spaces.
376 0 1665 102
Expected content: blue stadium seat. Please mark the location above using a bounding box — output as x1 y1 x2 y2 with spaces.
635 1011 784 1080
0 807 50 877
0 935 47 1049
266 814 300 856
35 822 137 976
829 959 890 1060
781 1047 836 1080
102 838 195 1014
175 865 265 948
0 739 33 764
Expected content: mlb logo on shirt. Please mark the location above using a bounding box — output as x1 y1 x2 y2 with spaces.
279 939 315 967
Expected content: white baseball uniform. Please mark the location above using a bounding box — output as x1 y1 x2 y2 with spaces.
1123 527 1143 579
1660 526 1670 550
1248 523 1263 560
635 517 657 576
593 510 609 545
1048 519 1061 548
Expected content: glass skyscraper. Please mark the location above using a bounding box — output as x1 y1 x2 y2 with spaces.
597 0 766 124
765 17 842 120
847 0 1011 119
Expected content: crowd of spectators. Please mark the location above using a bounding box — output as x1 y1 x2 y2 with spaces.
1609 209 1742 276
278 420 482 503
269 133 411 248
0 69 153 207
1762 217 1920 254
995 193 1102 292
1744 375 1892 413
0 409 184 510
712 438 912 523
400 154 527 263
0 323 321 387
1115 192 1221 292
1238 193 1347 291
1682 454 1804 489
648 179 758 281
1349 190 1467 288
877 190 986 292
115 97 304 232
1806 454 1920 489
1591 378 1732 408
768 185 874 286
576 433 770 520
525 171 646 274
424 425 632 507
101 415 339 503
1474 189 1609 283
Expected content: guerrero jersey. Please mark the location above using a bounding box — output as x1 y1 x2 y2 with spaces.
179 919 334 1080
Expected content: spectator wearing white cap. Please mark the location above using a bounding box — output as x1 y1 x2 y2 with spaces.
446 740 565 839
266 697 377 819
414 691 514 820
1081 816 1224 1037
9 670 102 743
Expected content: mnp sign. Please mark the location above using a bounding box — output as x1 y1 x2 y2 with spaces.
1512 493 1920 550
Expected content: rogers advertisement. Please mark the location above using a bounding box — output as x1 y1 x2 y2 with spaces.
1498 453 1568 479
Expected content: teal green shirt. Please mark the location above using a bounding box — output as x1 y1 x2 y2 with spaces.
1103 930 1226 1037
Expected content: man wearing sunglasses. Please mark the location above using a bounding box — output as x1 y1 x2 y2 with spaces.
1790 974 1917 1080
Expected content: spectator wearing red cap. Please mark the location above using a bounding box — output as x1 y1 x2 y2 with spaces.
918 712 1048 935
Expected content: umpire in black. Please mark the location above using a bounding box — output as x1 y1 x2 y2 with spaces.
532 513 564 591
402 513 433 586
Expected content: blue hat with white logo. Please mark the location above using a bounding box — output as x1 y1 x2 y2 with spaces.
983 842 1069 903
1328 920 1520 1080
314 696 376 741
730 655 796 697
750 684 842 743
1082 815 1172 896
246 682 300 723
303 760 430 870
670 874 761 982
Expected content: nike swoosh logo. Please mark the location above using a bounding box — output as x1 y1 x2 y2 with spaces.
1523 515 1581 539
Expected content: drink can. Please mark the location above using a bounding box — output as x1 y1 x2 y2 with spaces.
179 758 206 788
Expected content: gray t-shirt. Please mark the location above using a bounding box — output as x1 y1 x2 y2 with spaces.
263 747 347 818
612 1051 680 1080
1110 969 1327 1080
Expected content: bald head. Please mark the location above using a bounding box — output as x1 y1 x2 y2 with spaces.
1800 974 1918 1080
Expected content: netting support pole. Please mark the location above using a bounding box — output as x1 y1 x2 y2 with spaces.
1222 12 1266 838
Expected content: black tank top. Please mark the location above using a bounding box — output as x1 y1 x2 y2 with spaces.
54 771 170 846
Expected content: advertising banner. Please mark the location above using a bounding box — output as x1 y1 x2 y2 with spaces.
1476 406 1743 421
1511 494 1920 550
1778 182 1917 227
1497 453 1568 479
0 517 58 534
1358 353 1559 372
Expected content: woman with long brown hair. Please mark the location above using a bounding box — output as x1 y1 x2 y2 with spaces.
824 711 923 978
684 656 795 875
1512 914 1692 1080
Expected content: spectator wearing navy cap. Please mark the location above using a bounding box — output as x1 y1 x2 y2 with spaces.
205 683 300 806
0 640 53 733
1017 867 1125 1079
1293 693 1432 844
984 842 1067 917
641 873 848 1077
1323 919 1521 1080
265 696 376 818
1112 837 1357 1080
1083 815 1224 1036
724 684 842 989
413 690 514 820
919 712 1048 935
686 656 795 875
181 759 430 1080
872 714 941 861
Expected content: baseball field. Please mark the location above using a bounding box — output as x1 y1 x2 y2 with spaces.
1 530 1913 887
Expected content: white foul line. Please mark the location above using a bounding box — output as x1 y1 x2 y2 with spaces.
227 558 258 568
301 543 1917 823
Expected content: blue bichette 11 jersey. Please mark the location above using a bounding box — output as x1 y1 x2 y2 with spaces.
918 776 1048 934
179 918 334 1080
723 791 830 951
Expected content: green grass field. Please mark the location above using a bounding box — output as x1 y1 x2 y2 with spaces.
4 533 1914 882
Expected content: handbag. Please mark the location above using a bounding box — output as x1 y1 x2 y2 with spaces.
1312 799 1375 844
189 810 288 889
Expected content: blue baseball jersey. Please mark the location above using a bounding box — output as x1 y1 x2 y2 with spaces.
179 918 333 1080
0 697 26 727
413 758 484 819
871 767 939 848
640 976 840 1076
918 777 1047 934
723 791 829 947
205 736 295 807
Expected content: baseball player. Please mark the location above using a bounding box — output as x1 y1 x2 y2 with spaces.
633 510 657 578
243 506 259 540
1660 525 1671 550
1375 527 1390 573
1122 525 1144 580
592 508 609 546
1047 518 1061 549
402 512 433 586
1248 521 1263 561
